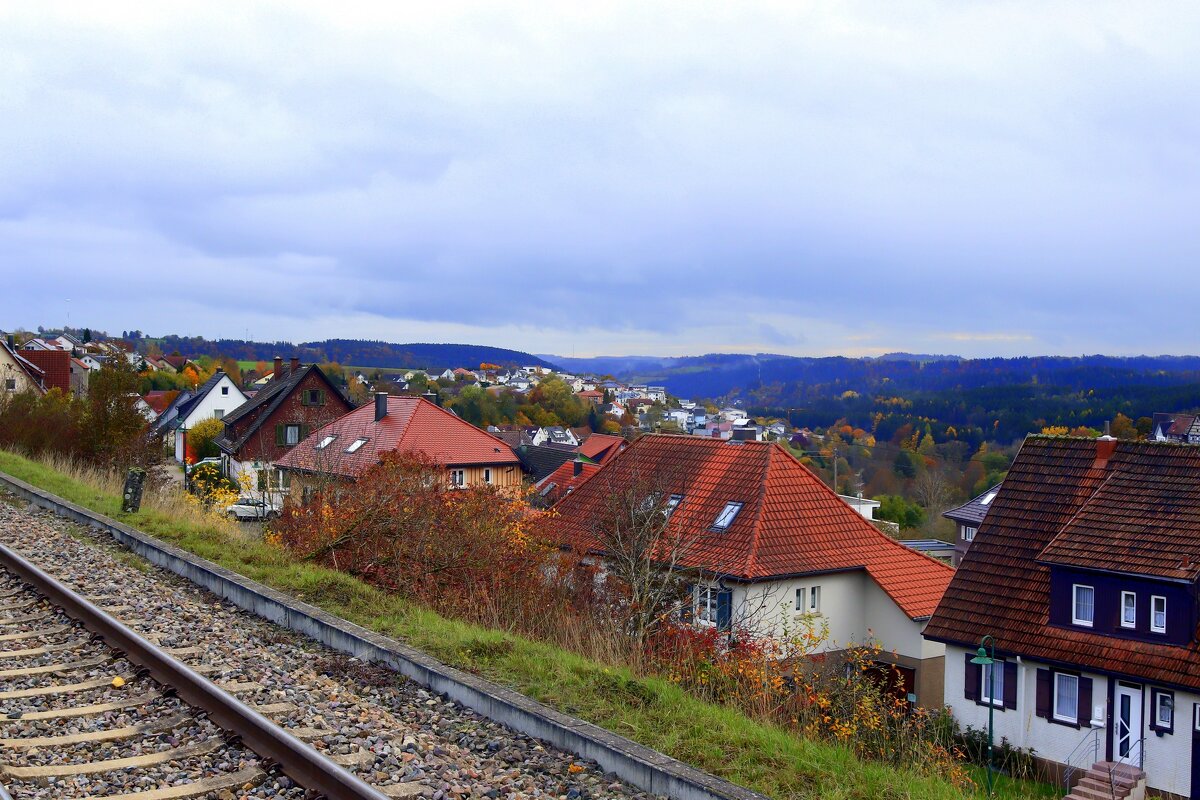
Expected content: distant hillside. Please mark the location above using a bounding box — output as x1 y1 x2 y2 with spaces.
545 352 1200 401
142 336 557 371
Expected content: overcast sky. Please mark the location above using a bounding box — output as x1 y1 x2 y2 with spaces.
1 2 1197 358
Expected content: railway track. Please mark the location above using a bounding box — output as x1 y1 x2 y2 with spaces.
0 542 390 800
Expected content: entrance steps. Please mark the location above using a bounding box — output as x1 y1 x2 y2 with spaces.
1066 761 1146 800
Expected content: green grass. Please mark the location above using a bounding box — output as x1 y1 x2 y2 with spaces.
0 449 1054 800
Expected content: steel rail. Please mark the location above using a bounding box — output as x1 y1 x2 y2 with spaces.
0 542 389 800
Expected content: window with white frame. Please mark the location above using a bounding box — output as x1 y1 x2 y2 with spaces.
962 526 977 542
664 494 683 517
1193 702 1200 733
1054 673 1079 723
285 424 301 445
483 468 492 484
808 585 821 613
221 386 229 395
1121 591 1136 628
1156 691 1174 729
981 660 1005 707
345 437 368 453
1151 595 1167 633
696 586 718 625
450 469 466 487
1072 584 1094 627
316 435 336 450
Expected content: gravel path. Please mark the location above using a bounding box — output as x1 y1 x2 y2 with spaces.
0 494 662 800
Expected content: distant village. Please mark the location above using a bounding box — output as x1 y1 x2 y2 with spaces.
7 327 1200 798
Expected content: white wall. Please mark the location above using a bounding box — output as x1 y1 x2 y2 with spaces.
181 374 246 430
942 644 1195 796
726 572 936 664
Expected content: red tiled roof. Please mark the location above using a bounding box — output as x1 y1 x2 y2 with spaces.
576 433 627 464
143 390 179 414
277 396 520 478
549 434 952 619
577 390 603 398
21 350 70 393
924 436 1200 690
537 459 602 502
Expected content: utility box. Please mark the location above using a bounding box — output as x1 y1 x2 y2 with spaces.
121 468 146 513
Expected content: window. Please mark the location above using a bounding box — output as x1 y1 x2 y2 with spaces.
4 379 15 391
664 494 683 517
697 586 718 625
303 389 325 406
484 468 492 484
1155 690 1174 731
962 526 977 542
1121 591 1136 629
345 437 368 454
221 386 229 395
1193 702 1200 733
213 409 224 419
796 588 805 613
808 585 821 613
712 501 743 530
1151 595 1167 633
285 425 301 445
316 435 336 450
1054 673 1080 723
1072 584 1094 627
981 661 1005 707
450 469 465 487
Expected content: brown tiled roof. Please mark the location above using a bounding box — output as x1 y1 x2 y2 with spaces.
21 350 70 393
924 436 1200 690
548 435 952 619
277 396 520 479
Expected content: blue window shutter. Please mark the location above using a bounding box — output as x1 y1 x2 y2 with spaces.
716 589 732 631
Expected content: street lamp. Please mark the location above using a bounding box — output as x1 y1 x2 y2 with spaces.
971 634 997 796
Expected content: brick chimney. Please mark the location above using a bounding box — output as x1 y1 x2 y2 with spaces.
273 356 282 381
375 392 388 422
289 356 300 376
1094 435 1118 469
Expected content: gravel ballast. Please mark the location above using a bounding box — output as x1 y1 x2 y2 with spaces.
0 494 662 800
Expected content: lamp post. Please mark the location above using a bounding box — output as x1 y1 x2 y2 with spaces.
971 634 997 796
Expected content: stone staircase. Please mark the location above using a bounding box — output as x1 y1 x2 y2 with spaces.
1066 761 1147 800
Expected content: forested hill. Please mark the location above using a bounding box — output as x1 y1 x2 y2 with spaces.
548 352 1200 400
138 335 557 370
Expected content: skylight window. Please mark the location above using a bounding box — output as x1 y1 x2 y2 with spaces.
664 494 683 517
712 501 743 530
981 491 998 506
316 435 336 450
345 437 369 453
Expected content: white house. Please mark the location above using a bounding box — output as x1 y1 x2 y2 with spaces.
925 436 1200 797
150 369 248 463
552 435 954 707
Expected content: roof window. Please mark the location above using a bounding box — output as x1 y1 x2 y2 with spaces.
345 437 369 453
316 435 336 450
665 494 683 517
981 491 998 506
712 501 743 530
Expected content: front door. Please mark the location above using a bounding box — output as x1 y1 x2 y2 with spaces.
1114 682 1143 766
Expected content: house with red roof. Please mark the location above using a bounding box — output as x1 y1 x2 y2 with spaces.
20 349 72 395
549 434 954 707
924 436 1200 798
276 393 522 496
575 432 627 465
1 336 46 395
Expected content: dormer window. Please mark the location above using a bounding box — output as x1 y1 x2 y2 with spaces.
345 437 369 454
1121 591 1136 629
712 502 743 530
1151 595 1167 634
316 435 336 450
1071 584 1094 627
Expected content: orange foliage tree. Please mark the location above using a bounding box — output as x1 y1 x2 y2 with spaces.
272 452 558 622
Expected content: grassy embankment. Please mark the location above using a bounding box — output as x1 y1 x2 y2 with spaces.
0 449 1054 800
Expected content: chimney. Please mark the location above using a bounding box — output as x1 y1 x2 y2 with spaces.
374 392 388 422
5 334 12 349
1104 420 1111 437
423 390 440 407
573 456 583 477
1094 436 1117 468
290 356 300 375
273 356 282 381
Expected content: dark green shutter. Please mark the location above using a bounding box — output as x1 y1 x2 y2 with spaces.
319 389 326 405
275 424 284 445
300 424 309 441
